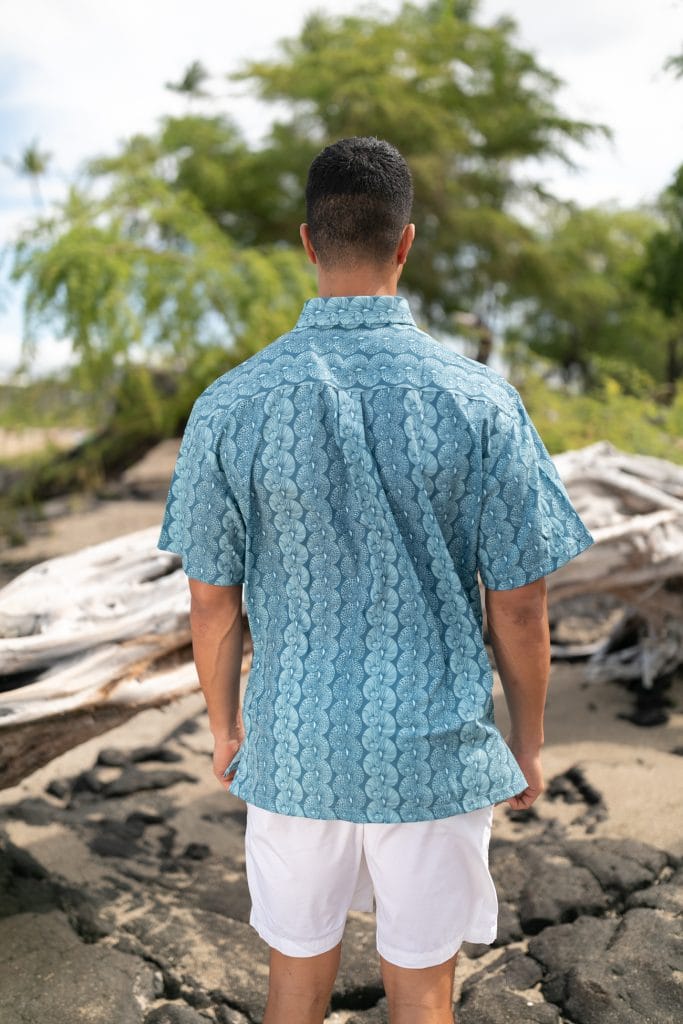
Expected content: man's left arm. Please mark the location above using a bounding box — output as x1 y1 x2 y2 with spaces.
188 578 245 791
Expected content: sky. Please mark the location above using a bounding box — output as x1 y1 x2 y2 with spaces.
1 0 682 377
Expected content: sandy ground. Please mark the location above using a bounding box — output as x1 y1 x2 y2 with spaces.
0 426 89 458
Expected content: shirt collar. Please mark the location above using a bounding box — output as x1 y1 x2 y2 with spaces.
295 294 416 330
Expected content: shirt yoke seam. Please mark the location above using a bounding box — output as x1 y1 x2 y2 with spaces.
203 378 520 415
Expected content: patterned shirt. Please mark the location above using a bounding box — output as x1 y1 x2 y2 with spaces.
157 294 595 823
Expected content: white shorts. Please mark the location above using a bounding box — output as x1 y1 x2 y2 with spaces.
244 801 498 969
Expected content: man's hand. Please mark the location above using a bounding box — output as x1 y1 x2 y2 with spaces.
501 738 545 810
213 730 245 791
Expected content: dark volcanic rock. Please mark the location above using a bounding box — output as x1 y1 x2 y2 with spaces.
144 1004 211 1023
3 795 60 825
562 957 680 1024
87 815 148 858
528 915 620 1003
101 765 197 797
125 900 271 1023
529 908 683 1021
97 744 183 767
45 776 71 799
517 848 608 932
344 996 389 1024
0 834 60 918
182 842 210 860
458 976 561 1023
186 865 253 923
332 915 384 1009
609 907 683 972
215 1007 251 1024
0 908 156 1024
71 766 107 795
493 901 523 945
97 746 132 767
562 836 669 898
625 865 683 913
545 764 608 830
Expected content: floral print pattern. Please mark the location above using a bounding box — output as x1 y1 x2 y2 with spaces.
157 295 594 822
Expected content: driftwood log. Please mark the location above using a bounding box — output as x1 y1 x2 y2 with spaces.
0 439 681 789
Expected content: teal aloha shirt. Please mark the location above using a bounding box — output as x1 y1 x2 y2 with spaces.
157 294 595 823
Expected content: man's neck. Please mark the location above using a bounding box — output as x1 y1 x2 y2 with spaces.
316 264 400 298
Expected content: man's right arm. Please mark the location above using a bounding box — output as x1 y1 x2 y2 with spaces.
484 576 550 809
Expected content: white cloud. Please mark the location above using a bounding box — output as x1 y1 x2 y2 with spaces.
480 0 683 205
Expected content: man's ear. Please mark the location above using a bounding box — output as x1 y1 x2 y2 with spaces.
396 223 416 267
300 223 318 265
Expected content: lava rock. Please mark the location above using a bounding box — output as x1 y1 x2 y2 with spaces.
101 765 197 797
182 843 210 860
125 900 271 1023
144 1004 210 1023
45 777 71 800
528 914 619 1003
492 900 523 946
332 915 385 1010
458 976 561 1024
562 957 680 1023
562 837 669 898
0 835 59 918
130 745 184 764
71 767 107 796
517 847 608 933
609 907 683 972
0 908 156 1024
344 996 389 1023
87 816 148 858
625 874 683 913
215 1006 252 1024
97 747 132 767
4 796 59 826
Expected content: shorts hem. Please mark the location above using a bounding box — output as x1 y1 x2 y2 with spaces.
377 923 498 969
249 907 345 958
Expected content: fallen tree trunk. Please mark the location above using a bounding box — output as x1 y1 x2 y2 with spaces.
0 439 681 789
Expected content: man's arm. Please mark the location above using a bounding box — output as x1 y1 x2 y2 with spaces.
484 576 550 809
188 577 245 790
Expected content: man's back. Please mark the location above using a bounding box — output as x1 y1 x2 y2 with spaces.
158 292 594 823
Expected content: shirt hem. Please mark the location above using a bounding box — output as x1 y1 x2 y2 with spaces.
227 780 527 824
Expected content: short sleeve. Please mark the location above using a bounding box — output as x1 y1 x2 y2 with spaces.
157 400 246 585
477 391 594 590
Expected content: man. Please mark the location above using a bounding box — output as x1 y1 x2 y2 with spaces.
157 136 594 1024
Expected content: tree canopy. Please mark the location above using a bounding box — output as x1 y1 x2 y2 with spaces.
4 0 681 426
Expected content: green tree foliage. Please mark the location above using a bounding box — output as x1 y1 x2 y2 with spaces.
9 150 314 423
2 138 52 207
165 60 212 101
634 166 683 399
225 0 612 327
5 0 681 512
502 204 671 393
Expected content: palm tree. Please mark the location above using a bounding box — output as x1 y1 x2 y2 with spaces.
2 139 52 208
165 60 212 107
663 49 683 78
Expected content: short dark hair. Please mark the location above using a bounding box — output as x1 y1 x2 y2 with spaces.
305 137 413 267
